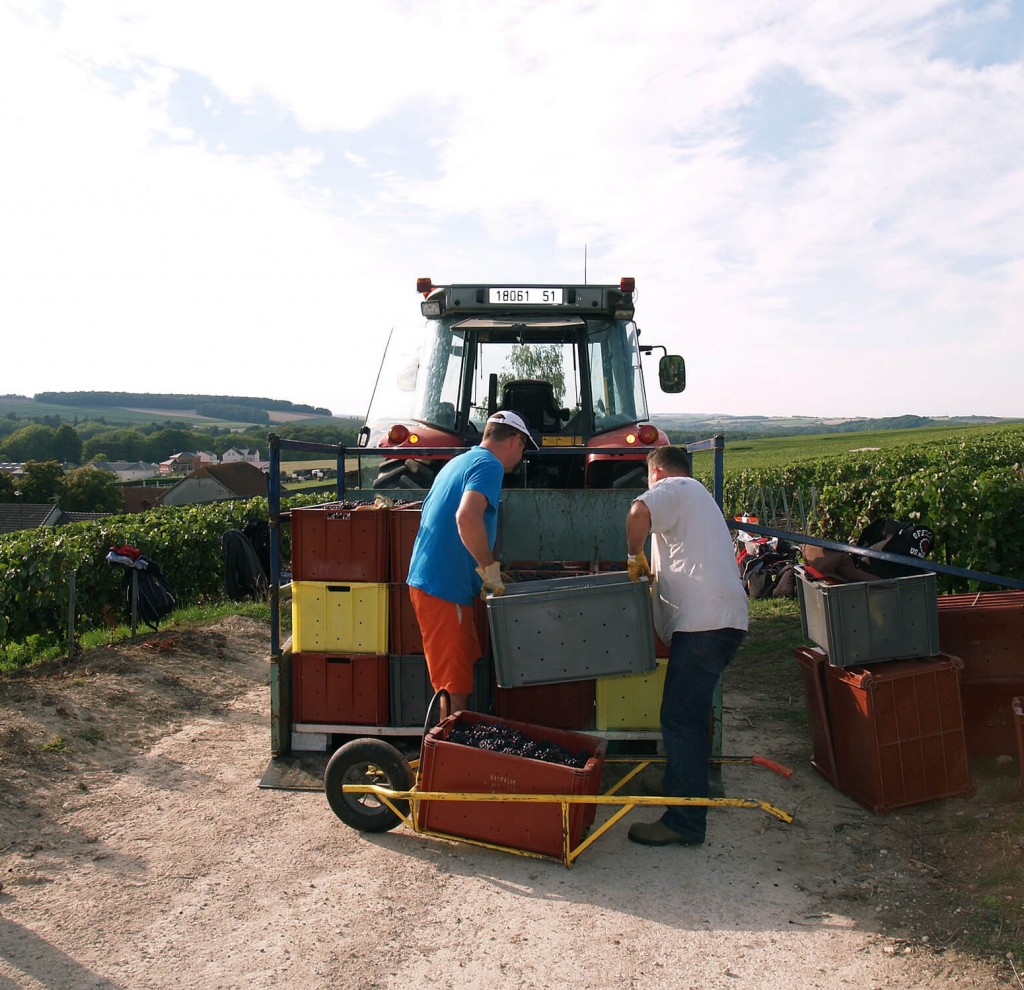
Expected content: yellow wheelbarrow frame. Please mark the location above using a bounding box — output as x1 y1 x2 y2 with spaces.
337 754 794 869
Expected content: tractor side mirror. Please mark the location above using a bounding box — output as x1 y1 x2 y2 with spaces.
659 355 686 393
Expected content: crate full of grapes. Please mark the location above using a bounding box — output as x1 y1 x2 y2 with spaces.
415 711 606 859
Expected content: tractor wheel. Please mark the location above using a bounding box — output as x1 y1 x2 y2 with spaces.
371 458 439 491
324 738 415 833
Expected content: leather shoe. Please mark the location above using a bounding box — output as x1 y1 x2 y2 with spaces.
628 820 704 847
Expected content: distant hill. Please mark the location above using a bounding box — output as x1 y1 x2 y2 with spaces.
0 393 335 428
649 412 1020 439
32 391 332 424
2 393 1018 438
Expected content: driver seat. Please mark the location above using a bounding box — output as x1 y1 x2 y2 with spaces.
500 379 563 431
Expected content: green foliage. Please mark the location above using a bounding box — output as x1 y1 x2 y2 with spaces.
62 467 124 513
498 345 567 407
53 423 83 463
18 460 66 503
0 492 329 654
81 428 150 462
0 423 59 461
0 501 247 649
701 426 1024 592
33 391 330 416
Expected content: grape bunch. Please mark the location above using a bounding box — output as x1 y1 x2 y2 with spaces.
447 723 590 768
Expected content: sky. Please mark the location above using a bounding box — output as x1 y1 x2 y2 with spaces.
1 1 1023 420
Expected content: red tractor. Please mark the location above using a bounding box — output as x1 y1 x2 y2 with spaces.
357 277 686 490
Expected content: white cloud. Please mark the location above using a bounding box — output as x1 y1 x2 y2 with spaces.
1 0 1022 418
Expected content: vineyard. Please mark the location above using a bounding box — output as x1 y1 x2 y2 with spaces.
1 426 1023 662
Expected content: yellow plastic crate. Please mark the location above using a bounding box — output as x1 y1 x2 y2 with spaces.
291 581 388 654
595 659 667 730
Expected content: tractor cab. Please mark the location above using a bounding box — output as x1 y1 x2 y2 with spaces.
358 278 685 490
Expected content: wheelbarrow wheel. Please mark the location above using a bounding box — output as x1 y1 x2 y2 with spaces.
324 738 415 833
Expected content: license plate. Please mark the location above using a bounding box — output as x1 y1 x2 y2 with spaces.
488 287 563 305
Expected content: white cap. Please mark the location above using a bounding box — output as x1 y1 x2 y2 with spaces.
486 410 539 449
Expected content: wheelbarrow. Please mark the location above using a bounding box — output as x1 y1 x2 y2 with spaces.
323 693 794 869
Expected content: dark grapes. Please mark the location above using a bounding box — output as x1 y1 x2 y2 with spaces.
447 723 589 768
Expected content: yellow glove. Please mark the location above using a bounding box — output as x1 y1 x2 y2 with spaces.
476 562 506 597
626 551 651 582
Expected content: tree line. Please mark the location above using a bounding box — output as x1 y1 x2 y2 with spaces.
0 419 362 466
32 391 331 417
0 419 364 513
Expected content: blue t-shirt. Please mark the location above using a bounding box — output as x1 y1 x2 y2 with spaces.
406 446 504 605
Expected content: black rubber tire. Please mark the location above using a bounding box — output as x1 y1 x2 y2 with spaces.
371 457 440 491
324 738 415 833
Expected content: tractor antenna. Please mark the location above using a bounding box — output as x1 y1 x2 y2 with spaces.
584 244 588 284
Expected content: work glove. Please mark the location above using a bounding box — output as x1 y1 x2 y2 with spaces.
626 551 651 582
476 562 506 598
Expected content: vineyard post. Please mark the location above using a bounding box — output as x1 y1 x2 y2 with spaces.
66 569 76 661
130 569 139 643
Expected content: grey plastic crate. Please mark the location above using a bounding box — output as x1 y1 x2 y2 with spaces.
487 571 657 688
796 569 940 667
389 655 492 725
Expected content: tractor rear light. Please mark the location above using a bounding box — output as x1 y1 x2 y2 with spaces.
625 433 637 444
388 424 410 444
421 299 442 317
416 277 433 295
619 277 635 293
408 433 420 444
637 424 659 444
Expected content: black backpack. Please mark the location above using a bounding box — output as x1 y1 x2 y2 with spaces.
125 560 176 630
222 528 269 601
855 519 935 579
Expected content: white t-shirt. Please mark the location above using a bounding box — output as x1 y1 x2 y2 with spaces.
634 476 749 640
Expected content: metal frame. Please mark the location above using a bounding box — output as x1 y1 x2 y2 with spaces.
341 755 793 869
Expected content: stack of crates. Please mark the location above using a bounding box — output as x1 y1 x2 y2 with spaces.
387 503 492 726
289 502 391 725
592 559 670 731
793 569 974 813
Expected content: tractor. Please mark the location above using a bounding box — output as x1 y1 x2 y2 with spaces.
357 277 686 490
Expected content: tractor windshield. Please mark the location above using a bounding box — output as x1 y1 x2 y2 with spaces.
586 320 648 432
361 317 649 444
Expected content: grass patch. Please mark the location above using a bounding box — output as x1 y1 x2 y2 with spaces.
40 736 69 753
0 601 273 676
75 727 106 745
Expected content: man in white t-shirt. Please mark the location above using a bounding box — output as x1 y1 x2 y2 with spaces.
625 445 748 846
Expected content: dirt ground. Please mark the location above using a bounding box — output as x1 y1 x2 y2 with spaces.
1 616 1022 990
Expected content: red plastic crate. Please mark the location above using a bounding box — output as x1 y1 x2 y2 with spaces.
494 679 596 730
959 680 1024 758
824 653 971 813
388 583 489 656
291 652 389 725
389 583 423 654
937 592 1024 683
793 647 839 785
388 503 422 582
1013 697 1023 797
290 503 389 582
415 711 606 859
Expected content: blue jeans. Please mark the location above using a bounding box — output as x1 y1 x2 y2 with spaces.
660 628 746 840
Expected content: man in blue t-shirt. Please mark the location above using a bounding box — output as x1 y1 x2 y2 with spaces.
407 410 538 717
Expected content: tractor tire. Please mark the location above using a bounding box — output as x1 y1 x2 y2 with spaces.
324 738 415 833
371 458 439 491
